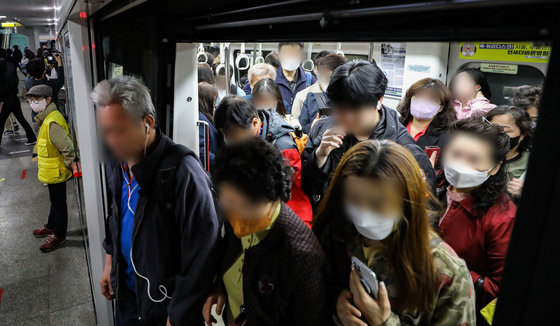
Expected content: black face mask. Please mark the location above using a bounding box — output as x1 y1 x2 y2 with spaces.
509 135 521 149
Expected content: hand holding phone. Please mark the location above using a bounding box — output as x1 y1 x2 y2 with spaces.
425 146 441 168
351 256 379 299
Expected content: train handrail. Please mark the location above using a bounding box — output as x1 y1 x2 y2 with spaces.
254 42 265 64
336 42 345 56
302 42 314 72
196 43 208 63
235 43 250 70
197 120 211 172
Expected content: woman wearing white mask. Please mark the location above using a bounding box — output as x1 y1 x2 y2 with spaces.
314 140 476 326
398 78 457 170
439 117 516 319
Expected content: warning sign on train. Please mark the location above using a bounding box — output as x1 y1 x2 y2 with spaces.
459 42 550 63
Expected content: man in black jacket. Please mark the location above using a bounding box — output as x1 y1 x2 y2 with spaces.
302 60 435 202
92 76 221 326
0 48 37 145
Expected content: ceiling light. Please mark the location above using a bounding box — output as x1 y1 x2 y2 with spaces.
0 16 6 19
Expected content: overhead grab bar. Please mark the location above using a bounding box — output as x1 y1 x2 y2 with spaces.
302 42 314 72
235 43 250 70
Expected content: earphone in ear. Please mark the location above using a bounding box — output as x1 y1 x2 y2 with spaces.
145 123 150 134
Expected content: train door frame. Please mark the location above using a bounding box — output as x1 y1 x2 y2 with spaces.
57 2 114 325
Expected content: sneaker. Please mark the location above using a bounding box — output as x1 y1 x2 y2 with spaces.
40 235 66 253
33 225 54 238
25 140 37 145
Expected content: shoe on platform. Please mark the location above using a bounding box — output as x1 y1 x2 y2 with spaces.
25 140 37 145
40 235 66 253
33 225 54 238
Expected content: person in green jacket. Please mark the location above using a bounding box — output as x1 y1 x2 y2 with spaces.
28 85 76 252
314 140 476 326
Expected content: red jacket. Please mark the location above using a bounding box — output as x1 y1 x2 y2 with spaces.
258 109 313 227
439 193 516 300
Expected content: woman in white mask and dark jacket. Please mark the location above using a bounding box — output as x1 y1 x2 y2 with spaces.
313 140 476 326
438 117 517 321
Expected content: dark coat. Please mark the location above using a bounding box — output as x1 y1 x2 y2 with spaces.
219 203 331 326
275 66 315 111
24 66 65 107
0 58 18 99
103 129 221 325
302 106 436 200
414 122 450 151
299 91 323 134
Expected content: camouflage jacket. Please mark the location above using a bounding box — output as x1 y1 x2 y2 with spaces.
349 236 476 326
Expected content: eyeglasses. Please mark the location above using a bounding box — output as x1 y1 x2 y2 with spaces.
27 99 45 104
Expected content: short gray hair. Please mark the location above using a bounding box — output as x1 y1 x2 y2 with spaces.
248 63 276 84
91 75 156 120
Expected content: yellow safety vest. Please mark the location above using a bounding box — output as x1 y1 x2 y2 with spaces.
37 110 72 184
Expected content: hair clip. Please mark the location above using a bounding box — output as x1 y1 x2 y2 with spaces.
482 116 492 125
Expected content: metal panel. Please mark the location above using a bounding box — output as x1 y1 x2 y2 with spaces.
173 43 199 155
67 18 114 326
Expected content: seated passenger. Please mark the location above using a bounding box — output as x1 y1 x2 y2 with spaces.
450 68 496 119
241 62 276 96
511 85 541 128
30 85 76 252
214 64 245 105
214 96 313 226
439 118 516 315
487 106 533 200
313 140 476 326
92 76 220 326
275 42 316 110
295 54 348 134
301 60 435 203
398 78 456 169
203 137 329 326
198 82 220 168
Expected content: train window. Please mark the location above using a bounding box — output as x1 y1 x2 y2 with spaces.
457 62 545 105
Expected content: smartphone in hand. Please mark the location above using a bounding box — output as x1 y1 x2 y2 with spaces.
351 256 379 299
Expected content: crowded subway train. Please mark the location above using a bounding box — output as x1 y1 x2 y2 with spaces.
0 0 559 325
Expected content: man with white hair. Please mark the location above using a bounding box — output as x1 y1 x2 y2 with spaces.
241 62 277 95
93 76 220 326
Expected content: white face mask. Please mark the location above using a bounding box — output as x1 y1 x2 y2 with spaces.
30 99 48 113
281 58 301 72
444 161 494 188
345 204 399 240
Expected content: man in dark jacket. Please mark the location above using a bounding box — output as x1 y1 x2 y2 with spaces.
25 57 65 109
0 48 37 145
275 42 316 111
302 60 435 202
214 96 313 227
92 76 221 326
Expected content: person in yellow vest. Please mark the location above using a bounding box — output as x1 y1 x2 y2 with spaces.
28 85 76 252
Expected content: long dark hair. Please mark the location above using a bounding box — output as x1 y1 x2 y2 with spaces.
511 85 541 112
448 118 510 215
450 68 492 100
198 82 217 124
198 63 215 84
314 140 438 312
252 78 288 116
486 105 533 153
398 78 456 135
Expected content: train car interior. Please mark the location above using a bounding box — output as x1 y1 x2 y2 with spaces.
0 0 559 325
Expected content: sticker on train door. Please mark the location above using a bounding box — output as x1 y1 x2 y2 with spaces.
480 63 518 75
459 42 551 63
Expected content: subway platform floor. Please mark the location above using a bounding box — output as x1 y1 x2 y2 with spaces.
0 102 95 325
